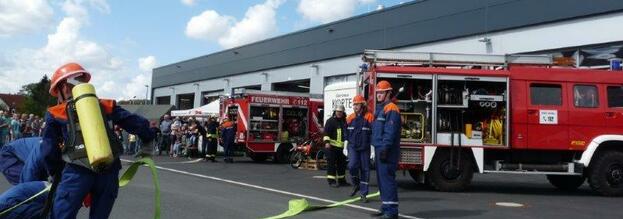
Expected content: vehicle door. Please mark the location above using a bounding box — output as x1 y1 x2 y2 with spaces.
567 83 605 150
526 82 569 150
605 84 623 133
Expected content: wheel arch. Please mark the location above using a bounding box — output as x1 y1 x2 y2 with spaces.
423 146 482 173
579 135 623 168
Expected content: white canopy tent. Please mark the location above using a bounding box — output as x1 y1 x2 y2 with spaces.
171 100 219 117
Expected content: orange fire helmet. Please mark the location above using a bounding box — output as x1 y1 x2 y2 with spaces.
353 95 366 105
49 63 91 97
376 80 392 92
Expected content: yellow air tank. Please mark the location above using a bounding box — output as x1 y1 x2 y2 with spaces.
72 83 113 170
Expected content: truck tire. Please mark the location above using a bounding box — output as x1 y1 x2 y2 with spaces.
425 150 474 192
274 144 292 163
248 152 268 162
588 151 623 196
546 175 585 191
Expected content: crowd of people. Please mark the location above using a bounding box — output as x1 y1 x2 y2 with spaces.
0 110 44 147
0 110 231 162
125 114 231 162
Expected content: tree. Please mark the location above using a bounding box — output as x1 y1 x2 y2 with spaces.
19 75 56 116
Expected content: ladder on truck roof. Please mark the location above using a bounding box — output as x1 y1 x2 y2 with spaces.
362 49 553 69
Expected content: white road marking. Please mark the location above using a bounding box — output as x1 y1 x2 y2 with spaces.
495 202 524 207
121 159 421 219
151 158 204 164
312 175 328 179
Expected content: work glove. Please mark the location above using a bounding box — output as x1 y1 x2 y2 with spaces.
379 148 388 164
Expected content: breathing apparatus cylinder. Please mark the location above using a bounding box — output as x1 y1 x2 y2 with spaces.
72 83 114 170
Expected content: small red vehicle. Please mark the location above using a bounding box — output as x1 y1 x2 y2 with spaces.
220 90 323 163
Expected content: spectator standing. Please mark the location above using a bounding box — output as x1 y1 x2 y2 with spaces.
159 115 173 155
128 134 137 155
21 114 32 138
30 115 41 137
10 113 21 141
0 111 8 146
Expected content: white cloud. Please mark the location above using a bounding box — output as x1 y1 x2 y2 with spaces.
0 0 149 100
181 0 195 6
62 0 110 21
123 73 151 100
0 0 54 36
138 56 157 72
185 0 285 48
297 0 375 23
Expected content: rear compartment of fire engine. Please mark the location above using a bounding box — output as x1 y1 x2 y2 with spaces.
374 74 510 170
385 77 508 146
247 105 308 143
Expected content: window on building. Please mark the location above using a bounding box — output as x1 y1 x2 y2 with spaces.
156 96 170 105
574 85 599 108
607 86 623 107
202 90 223 105
176 93 195 110
530 84 562 106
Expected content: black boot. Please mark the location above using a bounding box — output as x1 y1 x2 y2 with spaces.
370 211 384 217
350 184 360 197
360 194 368 203
379 214 398 219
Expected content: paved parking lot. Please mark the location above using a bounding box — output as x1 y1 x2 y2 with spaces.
2 155 621 218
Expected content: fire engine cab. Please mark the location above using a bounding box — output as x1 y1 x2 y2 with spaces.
221 89 323 163
360 50 623 196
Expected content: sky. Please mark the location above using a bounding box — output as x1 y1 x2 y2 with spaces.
0 0 408 100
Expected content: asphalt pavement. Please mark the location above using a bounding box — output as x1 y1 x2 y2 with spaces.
1 155 622 219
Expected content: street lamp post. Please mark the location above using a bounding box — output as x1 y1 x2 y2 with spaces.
144 84 149 105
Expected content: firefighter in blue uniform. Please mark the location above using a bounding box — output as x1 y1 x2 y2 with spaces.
371 80 401 219
346 95 374 202
40 63 155 219
0 137 48 219
323 104 349 187
0 137 46 184
0 181 49 219
220 118 235 163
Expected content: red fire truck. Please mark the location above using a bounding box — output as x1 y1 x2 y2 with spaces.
221 89 323 163
359 50 623 196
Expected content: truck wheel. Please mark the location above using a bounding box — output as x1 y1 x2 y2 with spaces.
274 144 292 163
426 150 473 192
547 175 585 191
588 151 623 196
248 152 268 162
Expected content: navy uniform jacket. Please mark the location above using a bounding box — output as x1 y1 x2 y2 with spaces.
40 99 155 176
371 101 401 163
346 112 373 151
